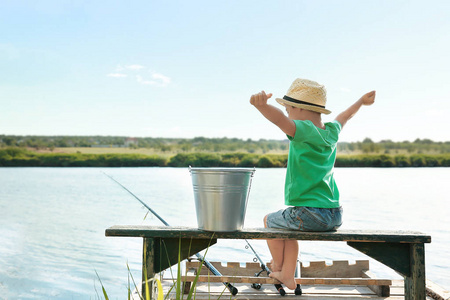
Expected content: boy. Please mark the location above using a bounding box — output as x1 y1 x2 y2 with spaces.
249 78 375 290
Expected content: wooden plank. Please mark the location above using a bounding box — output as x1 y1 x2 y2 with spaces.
168 284 381 299
105 226 431 243
301 260 370 278
426 279 450 300
187 261 263 276
144 279 419 300
180 275 392 286
188 260 373 280
362 270 390 297
159 278 450 299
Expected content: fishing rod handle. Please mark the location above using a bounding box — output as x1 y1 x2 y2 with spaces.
225 283 239 295
275 284 286 296
196 253 239 295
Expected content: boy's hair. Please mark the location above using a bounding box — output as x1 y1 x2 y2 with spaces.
276 78 331 115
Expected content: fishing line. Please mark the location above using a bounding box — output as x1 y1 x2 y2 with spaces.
102 172 238 295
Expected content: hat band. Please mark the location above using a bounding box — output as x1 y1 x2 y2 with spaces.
283 95 325 109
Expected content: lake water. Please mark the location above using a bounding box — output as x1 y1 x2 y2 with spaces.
0 167 449 299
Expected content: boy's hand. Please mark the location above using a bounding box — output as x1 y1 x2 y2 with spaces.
360 91 376 106
249 90 296 137
250 91 273 106
335 90 376 128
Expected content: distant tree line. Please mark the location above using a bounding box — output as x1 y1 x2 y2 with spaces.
0 135 289 153
337 138 450 154
1 135 449 154
1 147 449 168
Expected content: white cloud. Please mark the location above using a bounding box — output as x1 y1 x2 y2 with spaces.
340 87 351 93
126 64 145 70
108 64 171 87
136 73 171 87
107 73 127 78
152 72 171 86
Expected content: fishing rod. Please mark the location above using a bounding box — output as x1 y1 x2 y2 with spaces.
103 172 239 296
244 239 286 296
244 239 302 296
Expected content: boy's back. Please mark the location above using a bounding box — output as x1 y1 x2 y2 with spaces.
285 119 341 208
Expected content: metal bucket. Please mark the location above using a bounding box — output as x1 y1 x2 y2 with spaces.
189 167 255 232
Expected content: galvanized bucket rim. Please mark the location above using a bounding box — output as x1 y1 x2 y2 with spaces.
189 166 255 174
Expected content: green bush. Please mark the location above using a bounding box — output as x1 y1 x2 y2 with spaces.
168 153 221 167
220 153 248 167
373 155 395 167
255 155 286 168
410 155 426 167
0 150 169 167
441 156 450 167
257 155 274 168
237 154 259 167
266 154 288 167
335 153 449 168
395 155 411 167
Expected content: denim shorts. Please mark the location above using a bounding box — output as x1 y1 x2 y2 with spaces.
266 206 343 232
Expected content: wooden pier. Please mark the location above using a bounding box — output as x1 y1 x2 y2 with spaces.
105 225 437 299
129 260 449 299
159 278 446 299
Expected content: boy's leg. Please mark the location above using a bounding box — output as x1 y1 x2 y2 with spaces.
264 215 284 272
266 239 284 272
269 239 298 290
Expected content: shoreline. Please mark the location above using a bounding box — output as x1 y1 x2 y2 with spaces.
1 147 449 168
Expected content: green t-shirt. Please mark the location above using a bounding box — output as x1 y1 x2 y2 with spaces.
285 120 342 208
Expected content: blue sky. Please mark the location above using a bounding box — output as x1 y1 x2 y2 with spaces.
1 0 449 142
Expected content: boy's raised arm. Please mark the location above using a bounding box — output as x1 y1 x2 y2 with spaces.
250 91 296 137
335 91 376 128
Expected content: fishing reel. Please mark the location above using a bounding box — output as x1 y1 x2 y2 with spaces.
251 283 262 290
244 241 301 296
251 268 265 290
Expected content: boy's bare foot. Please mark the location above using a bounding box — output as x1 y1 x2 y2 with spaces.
269 271 296 290
269 259 281 272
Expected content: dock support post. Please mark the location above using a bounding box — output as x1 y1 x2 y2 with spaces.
404 243 426 300
141 236 216 298
142 238 155 299
348 241 427 300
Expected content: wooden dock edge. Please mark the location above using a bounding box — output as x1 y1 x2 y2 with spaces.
426 279 450 300
180 275 392 286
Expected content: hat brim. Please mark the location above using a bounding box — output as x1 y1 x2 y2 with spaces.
276 98 331 115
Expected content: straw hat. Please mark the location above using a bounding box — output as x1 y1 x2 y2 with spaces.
276 78 331 114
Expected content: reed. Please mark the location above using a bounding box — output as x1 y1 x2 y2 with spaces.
94 239 225 300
